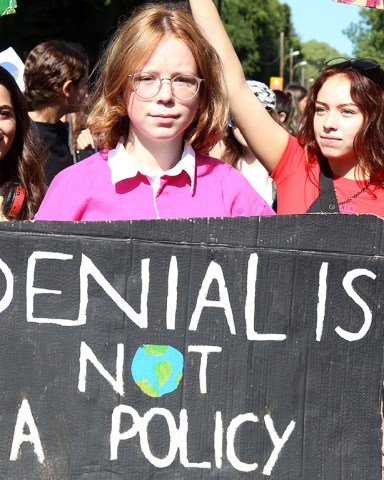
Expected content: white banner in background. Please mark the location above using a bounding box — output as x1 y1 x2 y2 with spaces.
0 46 25 91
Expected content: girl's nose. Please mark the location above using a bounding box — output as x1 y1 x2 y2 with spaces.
323 111 338 130
156 78 174 102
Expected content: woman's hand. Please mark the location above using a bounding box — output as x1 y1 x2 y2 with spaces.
76 128 95 151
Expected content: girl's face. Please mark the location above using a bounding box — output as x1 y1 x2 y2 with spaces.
125 36 200 148
0 84 16 161
313 73 364 177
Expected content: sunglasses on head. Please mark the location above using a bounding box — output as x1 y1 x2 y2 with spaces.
321 57 384 90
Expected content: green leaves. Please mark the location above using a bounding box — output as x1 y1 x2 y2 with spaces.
0 0 16 16
221 0 301 84
344 9 384 62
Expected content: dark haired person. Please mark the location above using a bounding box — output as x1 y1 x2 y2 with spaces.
23 40 89 184
285 83 308 135
0 66 46 219
285 83 308 114
189 0 384 217
274 90 294 134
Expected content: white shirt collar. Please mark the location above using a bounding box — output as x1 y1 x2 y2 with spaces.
108 142 196 192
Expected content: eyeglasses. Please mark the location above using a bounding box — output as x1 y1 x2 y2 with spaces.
128 72 204 101
321 57 384 90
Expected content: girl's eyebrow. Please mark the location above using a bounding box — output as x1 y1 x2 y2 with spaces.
315 100 356 108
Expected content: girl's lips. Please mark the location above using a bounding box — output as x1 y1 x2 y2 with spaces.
151 114 178 119
321 135 340 140
150 114 179 125
321 136 341 143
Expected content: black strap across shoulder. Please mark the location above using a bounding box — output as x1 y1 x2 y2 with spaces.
306 160 340 214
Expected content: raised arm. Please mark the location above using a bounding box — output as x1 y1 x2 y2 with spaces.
190 0 289 173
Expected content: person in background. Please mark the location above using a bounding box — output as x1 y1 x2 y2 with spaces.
0 66 46 220
34 2 274 221
210 80 277 209
23 40 89 184
74 125 97 162
274 89 294 134
285 83 308 135
285 83 308 114
65 111 97 162
189 0 384 217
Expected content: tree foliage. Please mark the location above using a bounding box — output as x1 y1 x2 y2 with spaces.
300 40 342 88
0 0 345 91
0 0 142 65
0 0 300 85
220 0 301 85
344 8 384 63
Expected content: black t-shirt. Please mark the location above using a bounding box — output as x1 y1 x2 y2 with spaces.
33 120 74 185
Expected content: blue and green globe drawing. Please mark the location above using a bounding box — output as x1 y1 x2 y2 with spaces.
131 344 184 397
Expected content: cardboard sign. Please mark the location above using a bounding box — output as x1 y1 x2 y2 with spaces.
333 0 384 9
0 215 382 479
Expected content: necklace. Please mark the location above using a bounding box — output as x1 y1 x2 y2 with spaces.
337 180 373 206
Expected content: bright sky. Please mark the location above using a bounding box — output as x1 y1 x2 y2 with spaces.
282 0 363 56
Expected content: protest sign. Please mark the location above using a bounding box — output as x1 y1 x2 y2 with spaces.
0 215 382 479
333 0 383 9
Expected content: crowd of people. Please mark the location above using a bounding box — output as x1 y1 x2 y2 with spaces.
1 0 383 465
1 0 384 221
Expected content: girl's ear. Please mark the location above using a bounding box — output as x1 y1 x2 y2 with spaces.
279 111 287 123
62 80 74 98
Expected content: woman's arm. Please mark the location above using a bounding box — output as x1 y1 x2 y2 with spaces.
190 0 289 173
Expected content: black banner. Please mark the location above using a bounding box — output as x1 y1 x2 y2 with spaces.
0 215 382 479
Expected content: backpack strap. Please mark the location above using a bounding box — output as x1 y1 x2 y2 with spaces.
306 160 340 213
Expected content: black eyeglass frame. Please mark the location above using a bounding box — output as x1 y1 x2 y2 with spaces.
320 57 384 90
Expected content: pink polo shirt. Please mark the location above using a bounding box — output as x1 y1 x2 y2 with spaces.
34 143 275 220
